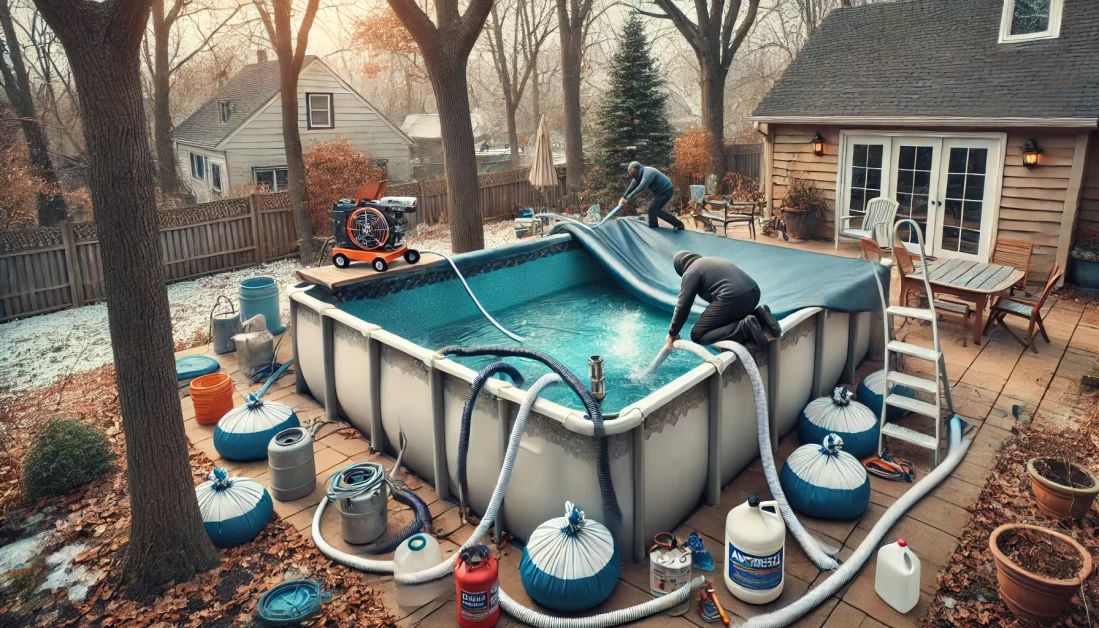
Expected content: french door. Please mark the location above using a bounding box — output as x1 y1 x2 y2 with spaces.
839 133 1003 261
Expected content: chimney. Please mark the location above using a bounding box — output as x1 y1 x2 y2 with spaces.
257 50 268 64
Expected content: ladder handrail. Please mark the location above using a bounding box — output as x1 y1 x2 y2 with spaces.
895 218 942 357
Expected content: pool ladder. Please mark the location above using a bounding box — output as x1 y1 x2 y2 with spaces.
872 219 956 466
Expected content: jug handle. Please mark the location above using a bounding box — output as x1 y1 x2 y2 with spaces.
760 500 781 519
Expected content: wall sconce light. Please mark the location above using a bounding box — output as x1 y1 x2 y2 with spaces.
811 132 826 156
1022 139 1043 168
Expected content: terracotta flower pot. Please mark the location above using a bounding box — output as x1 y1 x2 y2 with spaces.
781 210 818 240
989 524 1092 625
1027 458 1099 519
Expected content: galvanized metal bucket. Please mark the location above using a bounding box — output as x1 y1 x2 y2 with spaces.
336 472 388 545
210 295 242 355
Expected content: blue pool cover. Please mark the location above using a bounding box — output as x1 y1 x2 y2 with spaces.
556 219 889 319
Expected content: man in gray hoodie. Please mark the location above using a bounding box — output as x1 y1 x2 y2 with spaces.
665 251 782 349
619 161 684 230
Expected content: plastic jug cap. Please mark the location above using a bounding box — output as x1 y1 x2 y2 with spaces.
748 493 761 507
897 539 907 547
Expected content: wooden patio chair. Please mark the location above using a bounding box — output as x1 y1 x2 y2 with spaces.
982 265 1064 353
860 237 885 262
893 238 971 345
991 237 1033 295
838 197 899 250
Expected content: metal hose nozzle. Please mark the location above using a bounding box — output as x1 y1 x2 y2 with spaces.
589 355 606 402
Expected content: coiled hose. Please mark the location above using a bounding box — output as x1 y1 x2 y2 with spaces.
439 345 621 527
420 250 524 342
324 457 433 555
457 362 525 518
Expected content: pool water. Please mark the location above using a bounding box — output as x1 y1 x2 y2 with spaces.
406 281 706 411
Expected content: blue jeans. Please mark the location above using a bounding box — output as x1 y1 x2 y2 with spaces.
646 189 682 229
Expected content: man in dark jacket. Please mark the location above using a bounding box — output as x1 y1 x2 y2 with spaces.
665 251 782 349
619 161 684 230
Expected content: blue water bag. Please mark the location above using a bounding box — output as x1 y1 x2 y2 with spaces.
799 387 879 460
780 434 870 520
520 502 620 612
197 468 273 548
215 390 299 461
857 369 915 423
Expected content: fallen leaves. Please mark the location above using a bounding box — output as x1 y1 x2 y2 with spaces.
0 364 397 627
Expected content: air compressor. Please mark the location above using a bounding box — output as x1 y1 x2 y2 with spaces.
331 181 421 272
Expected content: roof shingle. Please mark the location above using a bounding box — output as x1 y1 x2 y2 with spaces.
752 0 1099 122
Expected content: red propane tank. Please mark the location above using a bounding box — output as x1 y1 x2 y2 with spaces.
455 545 500 628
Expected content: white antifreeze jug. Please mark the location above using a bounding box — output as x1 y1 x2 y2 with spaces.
725 493 785 604
875 539 920 613
394 534 445 608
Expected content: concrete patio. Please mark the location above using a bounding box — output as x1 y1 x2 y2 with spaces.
176 228 1097 627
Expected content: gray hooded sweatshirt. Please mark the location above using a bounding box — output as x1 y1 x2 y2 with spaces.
669 251 758 337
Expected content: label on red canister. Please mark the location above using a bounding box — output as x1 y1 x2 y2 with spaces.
460 583 499 622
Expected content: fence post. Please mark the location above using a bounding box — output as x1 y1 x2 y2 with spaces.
248 194 266 263
59 220 85 307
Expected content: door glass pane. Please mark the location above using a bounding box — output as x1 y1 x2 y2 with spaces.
848 143 884 225
895 144 934 246
942 147 989 255
1011 0 1051 35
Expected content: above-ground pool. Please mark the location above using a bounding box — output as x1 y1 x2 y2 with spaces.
289 234 876 561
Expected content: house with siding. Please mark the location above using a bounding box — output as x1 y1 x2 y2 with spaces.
172 53 414 202
750 0 1099 281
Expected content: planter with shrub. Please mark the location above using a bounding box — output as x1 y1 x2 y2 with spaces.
1069 228 1099 290
780 175 827 240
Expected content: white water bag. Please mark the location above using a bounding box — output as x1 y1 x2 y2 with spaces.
798 387 879 460
519 502 620 612
196 468 273 548
780 434 870 520
215 392 300 461
857 369 915 423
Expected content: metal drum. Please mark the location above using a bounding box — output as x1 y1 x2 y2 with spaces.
335 464 388 545
267 427 317 501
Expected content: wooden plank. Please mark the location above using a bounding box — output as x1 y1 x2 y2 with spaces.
998 208 1063 223
1000 186 1067 202
939 260 978 285
60 221 83 307
0 245 66 260
977 266 1018 292
1003 176 1069 190
963 264 1002 289
159 214 250 233
928 258 964 281
954 262 990 288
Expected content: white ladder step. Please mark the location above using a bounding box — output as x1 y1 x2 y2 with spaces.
887 340 942 363
881 423 938 451
886 371 939 395
887 306 934 321
886 394 941 419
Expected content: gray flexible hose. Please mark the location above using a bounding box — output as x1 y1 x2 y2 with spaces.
499 576 706 628
712 340 839 571
420 250 525 342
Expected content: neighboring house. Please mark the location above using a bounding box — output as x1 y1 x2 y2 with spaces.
401 112 493 179
172 53 414 202
750 0 1099 280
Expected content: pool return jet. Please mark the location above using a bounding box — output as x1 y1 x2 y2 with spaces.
311 218 973 626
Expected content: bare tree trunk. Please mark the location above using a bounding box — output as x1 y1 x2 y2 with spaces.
151 0 186 197
531 58 540 123
700 56 728 173
32 0 219 596
430 59 484 252
559 30 583 193
279 64 313 261
0 0 65 225
505 101 520 168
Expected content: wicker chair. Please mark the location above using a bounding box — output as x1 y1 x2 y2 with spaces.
991 238 1033 295
983 265 1064 353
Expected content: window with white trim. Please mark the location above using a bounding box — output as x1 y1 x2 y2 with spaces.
254 167 289 192
306 93 333 129
189 152 206 181
999 0 1063 43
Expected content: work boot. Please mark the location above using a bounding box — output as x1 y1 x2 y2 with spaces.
742 315 769 348
755 304 782 338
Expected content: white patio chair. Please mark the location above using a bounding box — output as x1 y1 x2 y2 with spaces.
837 197 899 250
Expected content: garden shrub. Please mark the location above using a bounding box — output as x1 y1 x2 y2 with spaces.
303 139 386 236
21 417 114 501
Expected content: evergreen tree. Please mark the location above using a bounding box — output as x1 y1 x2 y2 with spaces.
591 15 674 201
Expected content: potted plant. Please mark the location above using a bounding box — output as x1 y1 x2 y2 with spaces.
1027 458 1099 519
780 174 827 240
1069 227 1099 290
989 523 1093 625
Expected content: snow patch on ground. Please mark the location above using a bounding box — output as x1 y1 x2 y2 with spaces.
0 532 48 575
0 220 522 393
37 542 103 603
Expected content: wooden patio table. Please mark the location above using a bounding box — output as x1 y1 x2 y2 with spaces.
909 258 1025 346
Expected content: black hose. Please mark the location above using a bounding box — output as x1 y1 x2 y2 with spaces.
440 345 622 527
360 483 433 554
457 362 524 516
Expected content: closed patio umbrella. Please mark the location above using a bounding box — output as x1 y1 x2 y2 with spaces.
528 115 556 208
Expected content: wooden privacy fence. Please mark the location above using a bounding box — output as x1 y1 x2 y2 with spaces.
0 193 297 322
724 143 763 182
386 166 567 227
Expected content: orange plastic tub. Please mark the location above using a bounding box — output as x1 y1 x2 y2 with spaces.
191 373 235 425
